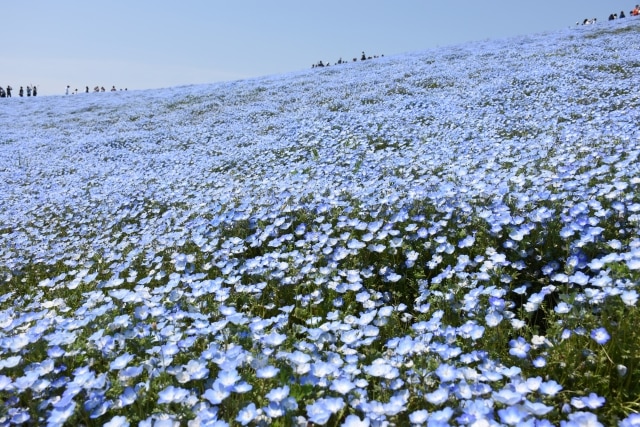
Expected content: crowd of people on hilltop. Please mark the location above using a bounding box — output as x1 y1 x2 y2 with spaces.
579 4 640 25
0 85 37 98
66 85 127 95
312 51 384 68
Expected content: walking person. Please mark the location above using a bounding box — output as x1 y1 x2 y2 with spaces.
6 86 11 97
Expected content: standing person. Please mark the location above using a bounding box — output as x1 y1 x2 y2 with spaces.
85 86 89 93
32 85 37 96
6 86 11 97
65 85 70 95
26 86 32 96
19 86 24 97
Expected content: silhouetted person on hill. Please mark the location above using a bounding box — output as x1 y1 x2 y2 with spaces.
6 86 11 97
0 87 5 98
26 86 31 96
19 86 24 97
32 86 37 96
361 51 367 61
620 11 626 18
86 86 89 93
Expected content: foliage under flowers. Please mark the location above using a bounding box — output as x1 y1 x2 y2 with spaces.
1 18 640 427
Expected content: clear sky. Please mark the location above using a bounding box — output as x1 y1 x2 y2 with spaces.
1 1 634 96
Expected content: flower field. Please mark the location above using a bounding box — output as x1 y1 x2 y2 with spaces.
1 18 640 427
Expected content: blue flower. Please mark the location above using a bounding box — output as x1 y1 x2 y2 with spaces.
256 365 280 379
498 405 528 425
104 415 130 427
492 388 523 405
266 385 290 403
425 387 449 405
620 413 640 427
561 411 604 427
306 397 345 425
157 386 190 404
538 380 563 396
409 409 429 424
236 402 258 426
590 327 610 345
342 414 370 426
509 337 530 359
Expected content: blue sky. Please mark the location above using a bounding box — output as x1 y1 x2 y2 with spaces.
1 0 634 96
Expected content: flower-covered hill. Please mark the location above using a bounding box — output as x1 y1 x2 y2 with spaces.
0 17 639 427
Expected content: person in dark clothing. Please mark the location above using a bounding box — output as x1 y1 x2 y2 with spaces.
0 87 5 98
6 86 11 97
32 86 37 96
19 86 24 97
620 11 626 18
26 86 31 96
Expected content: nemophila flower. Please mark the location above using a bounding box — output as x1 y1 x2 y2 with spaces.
47 402 76 425
435 363 459 383
572 392 605 409
627 257 640 270
425 387 449 405
509 337 530 359
342 414 370 427
554 301 572 314
256 365 279 379
47 346 66 358
0 355 21 369
306 397 345 425
330 377 356 394
118 365 143 382
236 402 258 426
620 413 640 427
10 410 31 425
266 385 290 403
0 375 12 391
590 327 610 345
498 405 529 426
364 359 399 379
158 386 190 404
485 311 503 327
522 400 553 416
110 353 134 370
409 409 429 425
621 290 638 306
205 380 232 405
104 415 130 427
532 356 546 368
561 411 604 427
492 388 523 405
117 387 137 407
262 331 287 346
216 369 240 387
